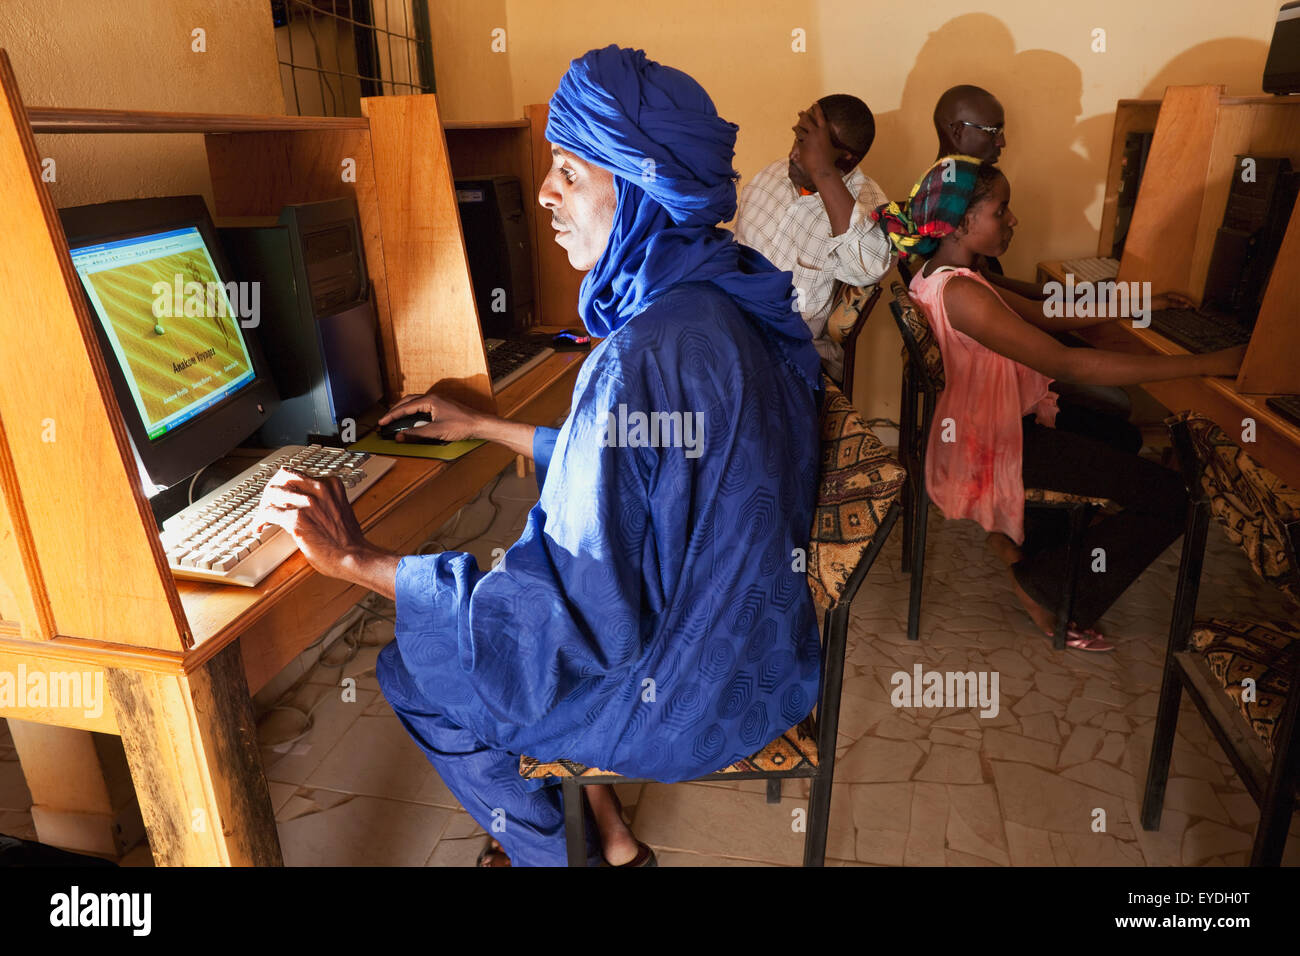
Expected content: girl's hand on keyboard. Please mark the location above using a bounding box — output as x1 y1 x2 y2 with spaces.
1151 291 1196 312
379 391 485 442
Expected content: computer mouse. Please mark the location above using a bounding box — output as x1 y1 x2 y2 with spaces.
551 329 591 351
379 414 447 444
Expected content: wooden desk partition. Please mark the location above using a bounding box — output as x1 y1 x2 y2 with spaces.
1116 85 1224 296
0 45 586 865
1240 202 1300 395
1097 98 1161 259
0 52 189 653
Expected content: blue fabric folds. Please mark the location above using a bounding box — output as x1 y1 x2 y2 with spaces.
545 45 821 390
378 285 822 783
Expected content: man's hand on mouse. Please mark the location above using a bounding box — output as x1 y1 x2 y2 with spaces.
254 468 370 580
379 391 482 442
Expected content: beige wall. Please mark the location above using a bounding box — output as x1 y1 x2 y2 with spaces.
430 0 1284 418
426 0 514 120
0 0 283 208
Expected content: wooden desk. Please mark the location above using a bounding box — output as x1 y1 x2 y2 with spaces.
0 47 587 864
1037 259 1300 490
0 349 584 866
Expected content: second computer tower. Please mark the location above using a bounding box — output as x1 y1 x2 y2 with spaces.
455 176 536 338
219 196 384 447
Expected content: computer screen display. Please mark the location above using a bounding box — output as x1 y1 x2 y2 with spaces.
68 225 256 441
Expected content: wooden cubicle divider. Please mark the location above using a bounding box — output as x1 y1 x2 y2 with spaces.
1241 202 1300 395
0 51 190 652
207 94 495 413
1117 85 1223 294
360 94 494 411
1096 98 1161 258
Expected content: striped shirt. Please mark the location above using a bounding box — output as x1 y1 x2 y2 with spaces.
735 159 894 381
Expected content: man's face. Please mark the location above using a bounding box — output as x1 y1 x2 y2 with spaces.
539 146 618 272
787 103 860 192
951 98 1006 162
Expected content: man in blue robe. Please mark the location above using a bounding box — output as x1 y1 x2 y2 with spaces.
256 45 824 867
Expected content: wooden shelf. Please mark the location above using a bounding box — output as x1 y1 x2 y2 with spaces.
27 106 369 134
444 118 530 130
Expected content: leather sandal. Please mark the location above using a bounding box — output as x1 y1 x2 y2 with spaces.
604 840 658 867
601 788 658 866
476 837 511 867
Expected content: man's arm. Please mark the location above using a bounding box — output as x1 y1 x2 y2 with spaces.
942 276 1246 384
809 169 855 237
380 392 536 458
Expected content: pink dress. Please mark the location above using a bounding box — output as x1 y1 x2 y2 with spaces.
908 265 1059 545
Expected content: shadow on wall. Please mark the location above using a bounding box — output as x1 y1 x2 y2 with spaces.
1140 38 1273 99
841 19 1269 419
868 14 1100 278
866 18 1270 278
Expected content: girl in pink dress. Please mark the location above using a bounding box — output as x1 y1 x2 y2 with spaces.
874 157 1245 649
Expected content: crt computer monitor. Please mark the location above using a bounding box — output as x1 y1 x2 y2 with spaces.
60 195 280 492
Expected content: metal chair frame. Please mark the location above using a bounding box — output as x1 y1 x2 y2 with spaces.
1141 417 1300 865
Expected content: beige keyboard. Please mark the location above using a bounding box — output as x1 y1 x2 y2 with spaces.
160 444 395 587
1060 257 1120 283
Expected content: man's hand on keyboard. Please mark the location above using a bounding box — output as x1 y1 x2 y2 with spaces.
254 468 371 581
379 391 482 442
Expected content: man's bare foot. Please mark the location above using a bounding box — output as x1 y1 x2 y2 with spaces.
587 784 642 866
986 531 1023 567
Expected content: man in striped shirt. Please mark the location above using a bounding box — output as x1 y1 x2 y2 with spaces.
736 94 894 382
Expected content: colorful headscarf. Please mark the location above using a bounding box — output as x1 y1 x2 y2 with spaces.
546 45 821 389
871 155 987 261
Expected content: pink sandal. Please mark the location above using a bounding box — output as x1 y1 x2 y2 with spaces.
1046 625 1115 652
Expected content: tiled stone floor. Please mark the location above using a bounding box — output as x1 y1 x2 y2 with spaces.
2 459 1297 866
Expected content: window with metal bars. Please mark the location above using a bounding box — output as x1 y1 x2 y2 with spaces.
271 0 435 117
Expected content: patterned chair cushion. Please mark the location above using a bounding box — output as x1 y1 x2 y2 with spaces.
826 282 876 347
519 714 819 780
1169 411 1300 602
807 384 906 609
891 280 945 392
1188 618 1299 754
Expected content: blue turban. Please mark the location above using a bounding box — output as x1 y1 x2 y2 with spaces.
546 45 821 389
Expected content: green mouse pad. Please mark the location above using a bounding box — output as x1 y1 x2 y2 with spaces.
348 431 487 461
